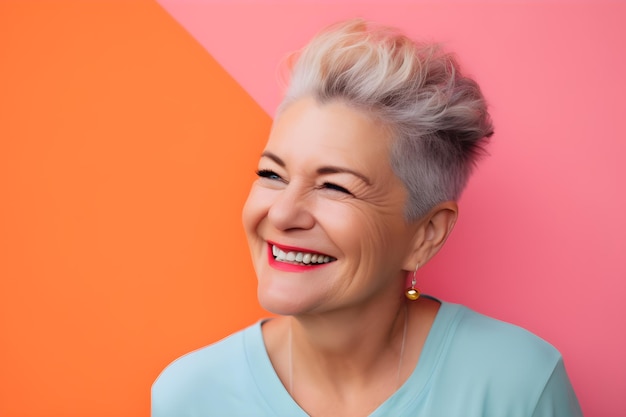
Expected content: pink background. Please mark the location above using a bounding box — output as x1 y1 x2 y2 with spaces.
156 1 626 416
1 1 622 415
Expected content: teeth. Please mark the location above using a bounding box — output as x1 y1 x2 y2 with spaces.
272 245 335 265
302 253 311 264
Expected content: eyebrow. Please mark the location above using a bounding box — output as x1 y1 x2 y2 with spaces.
261 151 372 185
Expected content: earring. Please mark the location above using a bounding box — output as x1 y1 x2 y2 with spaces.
405 264 420 301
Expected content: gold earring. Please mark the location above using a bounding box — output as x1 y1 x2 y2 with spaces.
405 263 420 301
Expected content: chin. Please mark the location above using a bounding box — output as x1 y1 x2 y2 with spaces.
256 284 317 316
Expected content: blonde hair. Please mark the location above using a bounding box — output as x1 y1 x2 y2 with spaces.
280 19 494 220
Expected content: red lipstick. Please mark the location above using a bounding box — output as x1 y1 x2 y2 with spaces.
266 242 334 272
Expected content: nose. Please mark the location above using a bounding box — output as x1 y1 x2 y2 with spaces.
267 182 315 231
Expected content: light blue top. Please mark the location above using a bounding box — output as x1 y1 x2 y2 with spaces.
152 301 582 416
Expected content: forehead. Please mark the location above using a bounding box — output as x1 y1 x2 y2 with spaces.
267 97 392 166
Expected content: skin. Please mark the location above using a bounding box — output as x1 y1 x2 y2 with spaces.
242 97 458 416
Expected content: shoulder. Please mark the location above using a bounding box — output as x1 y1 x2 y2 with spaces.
151 322 262 416
154 324 249 385
426 302 582 416
441 303 562 382
450 303 560 364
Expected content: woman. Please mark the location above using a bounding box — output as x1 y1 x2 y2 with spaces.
152 19 582 416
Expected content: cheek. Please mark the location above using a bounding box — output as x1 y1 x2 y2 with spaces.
320 203 398 253
336 206 411 271
242 185 268 233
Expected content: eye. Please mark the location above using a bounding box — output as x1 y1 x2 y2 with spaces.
256 169 283 181
322 182 353 196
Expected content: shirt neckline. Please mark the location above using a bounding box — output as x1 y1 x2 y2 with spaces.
244 299 465 416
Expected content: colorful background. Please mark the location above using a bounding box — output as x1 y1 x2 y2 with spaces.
1 1 624 416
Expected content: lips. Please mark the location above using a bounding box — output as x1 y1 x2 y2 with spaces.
269 242 336 266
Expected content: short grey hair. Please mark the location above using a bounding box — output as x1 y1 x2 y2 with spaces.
279 19 494 220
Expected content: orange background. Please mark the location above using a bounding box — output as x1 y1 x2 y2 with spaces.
1 1 625 416
1 1 269 415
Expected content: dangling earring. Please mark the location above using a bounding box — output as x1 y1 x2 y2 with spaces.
405 263 420 301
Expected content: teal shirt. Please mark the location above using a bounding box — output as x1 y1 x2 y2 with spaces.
152 301 582 416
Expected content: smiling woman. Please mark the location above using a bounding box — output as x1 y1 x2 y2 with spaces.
152 19 582 417
245 97 416 318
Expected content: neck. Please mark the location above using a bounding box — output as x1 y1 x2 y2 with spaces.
288 297 409 394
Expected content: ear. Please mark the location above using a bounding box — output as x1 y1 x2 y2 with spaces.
402 201 458 271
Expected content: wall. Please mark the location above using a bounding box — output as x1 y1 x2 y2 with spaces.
1 1 624 416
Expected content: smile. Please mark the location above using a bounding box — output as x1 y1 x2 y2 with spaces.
271 244 336 266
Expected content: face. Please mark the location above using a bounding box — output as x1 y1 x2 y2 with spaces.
242 97 419 316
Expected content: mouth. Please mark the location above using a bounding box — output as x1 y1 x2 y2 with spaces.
269 243 337 266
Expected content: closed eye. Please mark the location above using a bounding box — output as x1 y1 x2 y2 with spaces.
323 182 353 195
